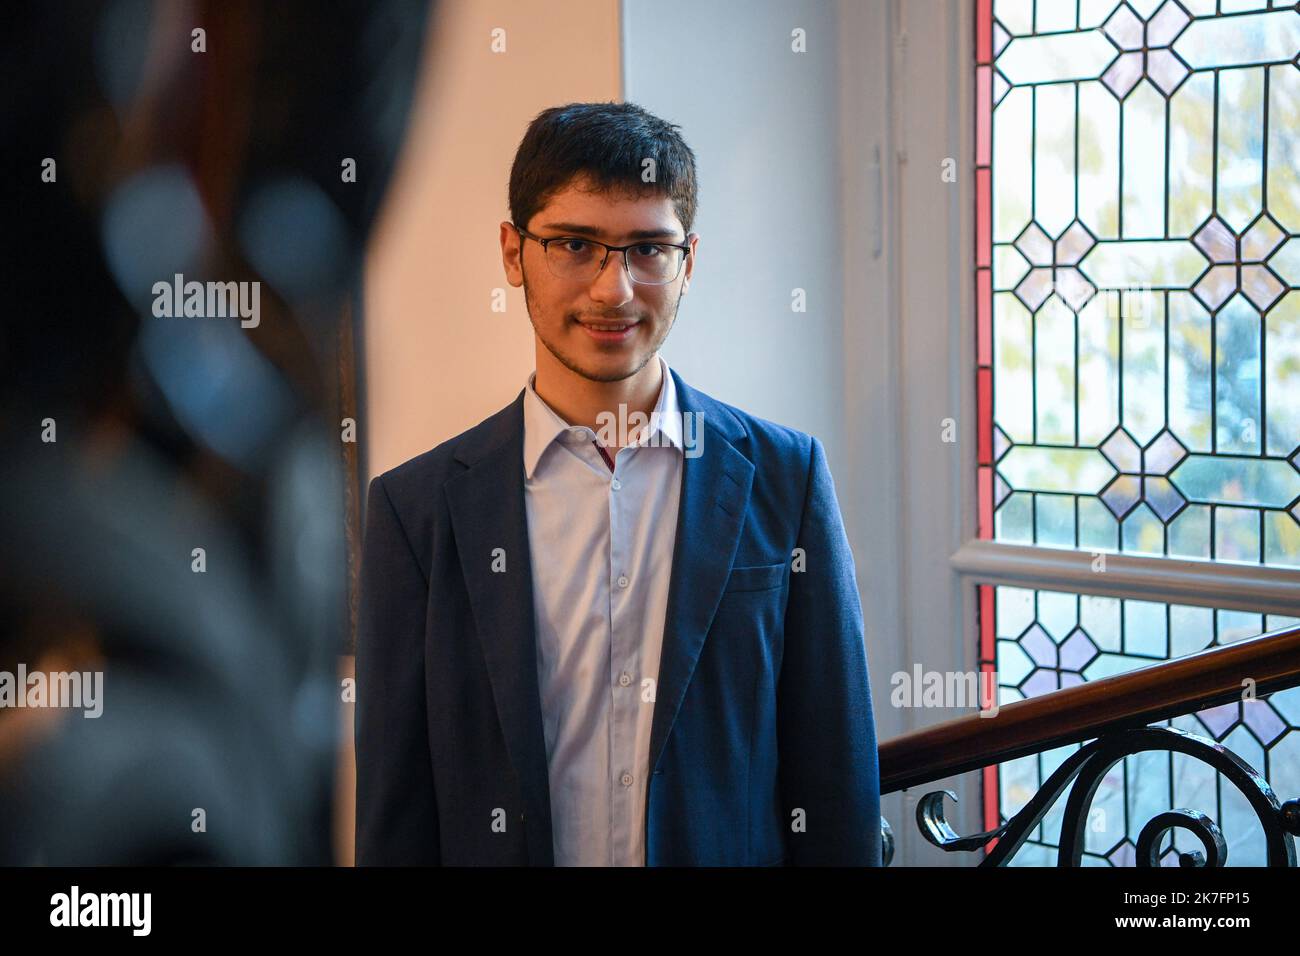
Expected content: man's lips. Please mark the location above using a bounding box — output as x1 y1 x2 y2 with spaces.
575 318 640 342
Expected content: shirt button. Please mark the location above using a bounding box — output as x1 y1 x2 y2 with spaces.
617 575 629 588
619 672 632 687
621 772 633 787
611 478 622 490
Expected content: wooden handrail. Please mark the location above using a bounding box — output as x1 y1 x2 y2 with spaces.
879 622 1300 795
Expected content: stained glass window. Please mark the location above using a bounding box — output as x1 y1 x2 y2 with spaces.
974 0 1300 864
975 0 1300 568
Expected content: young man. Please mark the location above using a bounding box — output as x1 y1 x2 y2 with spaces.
355 102 882 866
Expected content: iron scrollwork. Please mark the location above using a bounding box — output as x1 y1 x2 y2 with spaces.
880 726 1300 866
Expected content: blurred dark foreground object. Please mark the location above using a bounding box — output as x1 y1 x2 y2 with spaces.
0 0 430 864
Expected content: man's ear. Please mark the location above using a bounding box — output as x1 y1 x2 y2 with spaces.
682 233 699 293
500 221 524 287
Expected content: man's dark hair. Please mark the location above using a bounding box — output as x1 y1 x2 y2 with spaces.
508 101 698 237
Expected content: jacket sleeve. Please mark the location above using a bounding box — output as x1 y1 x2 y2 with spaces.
354 474 441 864
777 436 883 865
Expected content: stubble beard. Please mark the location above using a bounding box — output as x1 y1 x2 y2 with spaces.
521 270 683 384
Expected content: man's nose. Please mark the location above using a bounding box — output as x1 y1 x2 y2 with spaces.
588 250 635 305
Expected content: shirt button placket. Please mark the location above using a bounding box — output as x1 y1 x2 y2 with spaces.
610 457 628 864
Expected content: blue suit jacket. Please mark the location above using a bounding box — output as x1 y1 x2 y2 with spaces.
354 367 882 865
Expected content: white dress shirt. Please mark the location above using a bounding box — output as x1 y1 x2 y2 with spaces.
521 353 684 866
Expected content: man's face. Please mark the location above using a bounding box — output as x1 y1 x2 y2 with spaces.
500 175 698 383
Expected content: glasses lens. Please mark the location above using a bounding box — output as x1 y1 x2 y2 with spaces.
627 243 684 284
544 238 602 280
543 238 684 284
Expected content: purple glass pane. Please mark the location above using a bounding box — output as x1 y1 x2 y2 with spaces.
1056 268 1096 312
1195 701 1239 739
995 472 1012 507
993 424 1011 462
1147 48 1189 95
1192 265 1238 311
1022 669 1060 698
1241 214 1284 261
1146 1 1190 47
1014 267 1054 311
1143 429 1188 475
1021 623 1057 666
1101 428 1142 473
1193 216 1236 264
1108 841 1137 867
1055 220 1096 265
1015 222 1055 266
1241 265 1284 312
1242 700 1288 745
1060 628 1098 670
1101 51 1143 98
1103 5 1145 49
1143 477 1187 522
1101 474 1143 518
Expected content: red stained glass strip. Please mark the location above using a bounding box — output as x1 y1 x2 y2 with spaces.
978 465 993 538
976 168 991 266
977 268 992 363
977 367 992 465
976 66 991 166
976 0 992 64
983 762 1001 839
979 584 995 661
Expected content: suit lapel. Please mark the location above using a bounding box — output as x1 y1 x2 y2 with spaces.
648 370 754 777
444 390 555 866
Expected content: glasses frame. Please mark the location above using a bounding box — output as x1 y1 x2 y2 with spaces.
512 223 693 286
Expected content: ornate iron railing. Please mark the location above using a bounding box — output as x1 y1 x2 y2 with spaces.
877 623 1300 866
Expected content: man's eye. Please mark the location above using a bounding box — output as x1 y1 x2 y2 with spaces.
560 239 591 254
632 244 664 257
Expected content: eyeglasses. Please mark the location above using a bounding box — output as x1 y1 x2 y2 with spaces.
513 224 691 285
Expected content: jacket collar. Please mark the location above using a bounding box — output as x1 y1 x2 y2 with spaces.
521 353 686 481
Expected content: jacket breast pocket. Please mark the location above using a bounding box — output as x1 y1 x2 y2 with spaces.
722 561 786 594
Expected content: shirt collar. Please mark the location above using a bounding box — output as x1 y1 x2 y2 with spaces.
522 353 682 480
